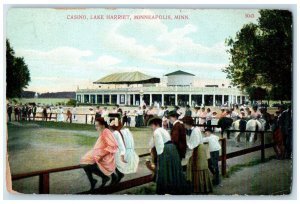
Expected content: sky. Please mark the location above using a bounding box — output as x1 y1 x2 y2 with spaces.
6 8 260 93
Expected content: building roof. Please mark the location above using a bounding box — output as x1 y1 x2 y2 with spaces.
93 71 160 84
164 70 195 76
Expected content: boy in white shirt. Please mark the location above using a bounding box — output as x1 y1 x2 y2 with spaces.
203 128 221 185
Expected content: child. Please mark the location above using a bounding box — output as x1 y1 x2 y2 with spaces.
203 128 221 185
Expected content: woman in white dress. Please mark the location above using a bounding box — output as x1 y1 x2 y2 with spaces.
57 106 64 122
109 118 139 184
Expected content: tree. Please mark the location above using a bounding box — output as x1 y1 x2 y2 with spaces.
6 39 31 99
223 10 292 101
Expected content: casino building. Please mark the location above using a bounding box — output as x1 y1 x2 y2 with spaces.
75 70 248 107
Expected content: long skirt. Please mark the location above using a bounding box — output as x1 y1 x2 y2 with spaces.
186 144 213 194
135 115 144 127
156 141 189 195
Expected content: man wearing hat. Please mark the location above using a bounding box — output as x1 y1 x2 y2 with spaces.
168 110 187 160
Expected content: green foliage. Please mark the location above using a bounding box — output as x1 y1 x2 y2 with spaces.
224 10 292 101
6 39 31 99
66 99 77 106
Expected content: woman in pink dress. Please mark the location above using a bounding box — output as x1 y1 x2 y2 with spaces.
80 117 118 191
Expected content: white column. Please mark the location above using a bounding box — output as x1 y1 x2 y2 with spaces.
162 94 164 106
128 94 131 105
102 94 104 104
222 95 224 105
133 94 136 106
150 94 152 106
124 94 127 105
236 95 238 104
189 94 192 106
213 94 216 107
89 94 91 103
175 94 178 106
202 94 205 106
140 94 143 106
117 94 120 104
240 95 243 104
81 94 84 103
109 95 112 104
95 95 98 104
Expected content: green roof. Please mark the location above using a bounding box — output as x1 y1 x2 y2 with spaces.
93 71 160 84
164 70 195 76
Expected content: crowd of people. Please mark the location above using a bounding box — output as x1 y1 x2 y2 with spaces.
7 101 292 194
78 106 224 194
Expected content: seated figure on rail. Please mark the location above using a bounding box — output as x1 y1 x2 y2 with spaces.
109 118 139 185
80 117 118 191
147 117 189 195
182 116 213 194
203 128 221 186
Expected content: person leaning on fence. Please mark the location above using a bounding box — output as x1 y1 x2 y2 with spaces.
182 116 213 194
147 117 189 195
203 128 221 185
168 110 187 160
80 117 118 191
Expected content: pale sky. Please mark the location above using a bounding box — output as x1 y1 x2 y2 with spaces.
6 8 260 92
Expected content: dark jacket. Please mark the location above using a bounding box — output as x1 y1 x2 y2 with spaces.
170 121 187 159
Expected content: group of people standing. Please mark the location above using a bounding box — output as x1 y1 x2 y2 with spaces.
7 103 37 122
146 110 221 195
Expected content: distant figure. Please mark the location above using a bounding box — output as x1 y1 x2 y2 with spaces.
27 106 32 121
185 105 192 117
72 106 77 121
7 104 12 122
122 111 128 126
42 106 48 121
66 109 72 123
14 105 20 121
89 108 95 124
116 104 123 115
32 105 37 121
57 106 64 122
206 108 212 127
135 107 144 127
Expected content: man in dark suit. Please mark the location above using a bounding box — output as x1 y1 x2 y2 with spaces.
168 110 187 160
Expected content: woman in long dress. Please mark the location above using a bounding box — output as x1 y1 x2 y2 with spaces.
57 106 64 122
80 117 118 191
182 116 213 194
148 117 189 195
109 118 139 184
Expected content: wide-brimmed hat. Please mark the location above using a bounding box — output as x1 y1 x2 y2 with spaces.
182 116 194 126
167 110 180 118
147 117 162 126
109 118 123 131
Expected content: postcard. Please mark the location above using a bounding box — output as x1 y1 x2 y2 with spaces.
5 8 293 196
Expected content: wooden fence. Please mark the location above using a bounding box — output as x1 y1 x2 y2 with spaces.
11 129 273 194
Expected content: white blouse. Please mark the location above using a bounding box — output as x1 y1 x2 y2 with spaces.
151 127 171 155
185 127 204 159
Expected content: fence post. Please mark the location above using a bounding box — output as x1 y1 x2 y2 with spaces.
226 129 230 139
261 131 265 162
39 173 50 194
85 114 88 124
221 138 227 176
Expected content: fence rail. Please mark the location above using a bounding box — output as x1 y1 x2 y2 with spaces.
11 128 273 194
